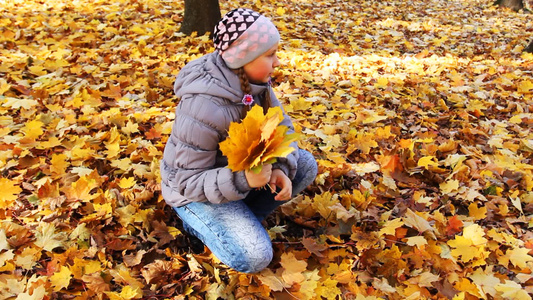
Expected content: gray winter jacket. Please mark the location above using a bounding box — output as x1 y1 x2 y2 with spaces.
160 52 299 208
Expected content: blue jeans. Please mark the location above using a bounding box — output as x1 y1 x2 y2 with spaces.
173 149 317 273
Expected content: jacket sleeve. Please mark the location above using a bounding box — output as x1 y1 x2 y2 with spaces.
269 88 299 179
161 94 252 204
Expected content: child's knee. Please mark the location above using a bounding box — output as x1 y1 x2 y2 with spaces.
299 149 318 177
230 246 273 273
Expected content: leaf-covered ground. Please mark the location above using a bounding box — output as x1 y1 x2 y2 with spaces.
1 0 533 299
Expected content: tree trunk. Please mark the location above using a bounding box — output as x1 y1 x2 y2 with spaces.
180 0 221 37
526 40 533 53
494 0 524 11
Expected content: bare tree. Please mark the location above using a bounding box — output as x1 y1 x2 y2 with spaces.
494 0 532 53
180 0 221 37
526 40 533 53
494 0 524 11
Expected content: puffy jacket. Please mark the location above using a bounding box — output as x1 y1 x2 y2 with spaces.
160 52 299 208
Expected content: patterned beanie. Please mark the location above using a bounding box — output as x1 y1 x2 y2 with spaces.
213 8 280 69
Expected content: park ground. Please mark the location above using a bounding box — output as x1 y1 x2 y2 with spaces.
0 0 533 299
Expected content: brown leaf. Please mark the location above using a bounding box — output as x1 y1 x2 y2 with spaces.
124 250 147 267
301 237 327 257
82 273 111 295
141 260 174 284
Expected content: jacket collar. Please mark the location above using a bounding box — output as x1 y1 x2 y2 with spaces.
214 52 269 101
174 52 270 105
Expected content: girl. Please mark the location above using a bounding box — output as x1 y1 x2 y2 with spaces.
160 8 317 273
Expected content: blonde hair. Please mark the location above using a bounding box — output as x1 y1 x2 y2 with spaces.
237 68 272 119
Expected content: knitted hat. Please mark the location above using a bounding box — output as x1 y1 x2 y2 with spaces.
213 8 280 69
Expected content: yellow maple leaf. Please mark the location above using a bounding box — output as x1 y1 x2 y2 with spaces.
374 77 389 89
2 97 39 110
347 130 378 154
14 246 41 270
106 141 121 159
257 269 285 292
22 119 44 139
50 153 69 175
518 80 533 93
118 177 136 189
81 203 113 222
495 280 531 300
64 175 100 202
0 250 14 272
34 222 67 252
379 218 404 236
280 252 307 285
105 286 143 300
505 247 533 269
219 106 298 172
315 277 342 300
406 236 428 248
454 277 483 298
0 78 10 95
110 266 145 292
440 179 460 194
462 223 488 246
448 224 489 263
469 267 500 297
28 65 47 76
50 265 72 292
70 257 102 279
448 237 473 261
418 155 438 168
0 178 22 208
111 158 133 172
468 202 487 220
299 269 320 299
375 125 395 139
121 121 139 135
116 205 137 227
311 192 338 220
71 146 95 161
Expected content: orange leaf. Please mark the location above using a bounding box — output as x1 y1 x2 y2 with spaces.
446 215 463 236
101 84 122 98
145 127 162 140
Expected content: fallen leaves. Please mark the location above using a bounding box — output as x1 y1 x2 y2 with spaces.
1 0 533 298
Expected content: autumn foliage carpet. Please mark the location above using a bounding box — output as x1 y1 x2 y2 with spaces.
1 0 533 299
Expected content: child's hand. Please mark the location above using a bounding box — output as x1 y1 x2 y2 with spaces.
269 169 292 201
245 164 272 188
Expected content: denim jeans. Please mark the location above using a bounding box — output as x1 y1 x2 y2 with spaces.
173 149 317 273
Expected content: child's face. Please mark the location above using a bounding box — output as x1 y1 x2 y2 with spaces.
243 43 280 84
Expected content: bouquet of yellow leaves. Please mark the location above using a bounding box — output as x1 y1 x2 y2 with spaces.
219 105 299 173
